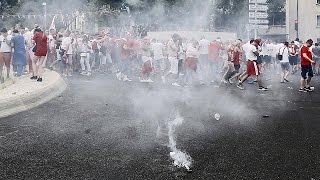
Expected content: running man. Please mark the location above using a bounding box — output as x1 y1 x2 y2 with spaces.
237 39 268 91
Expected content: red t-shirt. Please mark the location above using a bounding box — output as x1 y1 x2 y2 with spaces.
233 51 240 65
300 45 312 66
208 41 221 61
33 32 48 57
118 39 131 60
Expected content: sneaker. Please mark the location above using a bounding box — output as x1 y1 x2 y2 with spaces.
172 82 181 87
161 76 166 84
222 79 228 84
68 74 73 77
140 79 147 83
305 87 314 92
80 72 87 75
116 72 122 81
123 76 132 82
284 78 290 83
258 86 268 91
299 88 307 92
237 84 244 90
30 76 37 80
86 72 92 76
146 79 154 83
37 78 43 82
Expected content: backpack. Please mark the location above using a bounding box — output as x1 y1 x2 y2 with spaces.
277 47 286 60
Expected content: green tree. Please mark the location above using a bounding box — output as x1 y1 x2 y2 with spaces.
267 0 285 25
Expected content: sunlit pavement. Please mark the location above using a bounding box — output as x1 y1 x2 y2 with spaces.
0 72 320 179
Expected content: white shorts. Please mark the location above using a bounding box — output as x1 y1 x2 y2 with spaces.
168 56 178 74
154 58 166 71
100 53 112 65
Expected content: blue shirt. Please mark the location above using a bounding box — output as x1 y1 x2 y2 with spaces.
11 34 26 54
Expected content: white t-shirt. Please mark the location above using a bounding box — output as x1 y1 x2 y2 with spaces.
198 39 210 55
167 40 177 57
79 41 92 53
61 36 73 54
260 43 270 56
151 42 164 60
24 31 33 48
273 43 284 58
247 44 258 61
242 42 251 56
266 43 274 57
0 35 12 52
48 35 56 49
186 46 198 58
279 46 289 63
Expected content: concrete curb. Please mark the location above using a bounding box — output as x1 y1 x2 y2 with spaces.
0 73 67 119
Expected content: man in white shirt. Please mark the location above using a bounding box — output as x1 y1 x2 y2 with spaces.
60 30 74 76
99 32 112 73
261 40 272 70
164 34 181 86
198 36 210 84
184 41 199 85
279 42 290 83
151 39 165 78
237 39 268 91
0 28 12 82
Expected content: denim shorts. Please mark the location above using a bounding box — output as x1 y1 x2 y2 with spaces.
301 65 313 79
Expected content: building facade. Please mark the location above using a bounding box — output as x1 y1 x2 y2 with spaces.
286 0 320 42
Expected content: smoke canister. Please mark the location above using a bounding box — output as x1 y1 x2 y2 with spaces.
214 113 220 121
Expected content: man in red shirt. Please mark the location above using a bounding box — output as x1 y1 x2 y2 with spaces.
208 39 222 83
299 39 315 92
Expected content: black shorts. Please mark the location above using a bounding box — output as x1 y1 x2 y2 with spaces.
234 64 240 73
178 59 183 73
301 65 313 79
263 55 271 63
289 55 298 65
257 56 263 64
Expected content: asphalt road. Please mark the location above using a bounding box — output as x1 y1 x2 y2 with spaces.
1 72 320 180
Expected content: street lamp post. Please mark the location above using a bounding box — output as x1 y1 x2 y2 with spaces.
42 2 47 32
296 0 299 39
254 0 258 39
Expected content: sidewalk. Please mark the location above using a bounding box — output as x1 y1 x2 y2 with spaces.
0 70 67 118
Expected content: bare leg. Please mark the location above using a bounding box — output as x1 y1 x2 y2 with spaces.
37 56 46 78
306 77 312 87
32 56 39 77
300 78 306 89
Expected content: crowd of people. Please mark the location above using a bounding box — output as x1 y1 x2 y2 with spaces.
0 24 318 92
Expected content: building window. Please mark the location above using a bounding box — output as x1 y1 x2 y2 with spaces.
317 15 320 26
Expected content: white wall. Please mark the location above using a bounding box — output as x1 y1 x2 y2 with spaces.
286 0 320 42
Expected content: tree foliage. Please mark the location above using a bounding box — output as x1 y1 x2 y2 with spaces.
0 0 286 31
